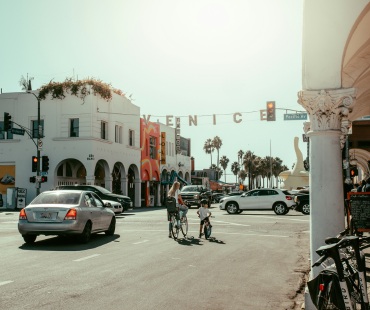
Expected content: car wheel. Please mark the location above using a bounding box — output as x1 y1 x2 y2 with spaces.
226 202 239 214
301 203 310 215
105 217 116 235
23 234 37 244
273 202 288 215
79 221 92 243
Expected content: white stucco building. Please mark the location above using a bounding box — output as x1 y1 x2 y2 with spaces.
300 1 370 308
0 83 142 206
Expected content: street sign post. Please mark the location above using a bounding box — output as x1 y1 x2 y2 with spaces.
284 113 308 121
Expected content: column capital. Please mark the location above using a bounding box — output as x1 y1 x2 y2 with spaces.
298 88 355 131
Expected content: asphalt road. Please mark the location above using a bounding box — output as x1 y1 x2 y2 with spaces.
0 205 310 310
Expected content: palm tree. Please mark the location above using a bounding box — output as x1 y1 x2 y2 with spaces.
231 161 240 183
237 150 244 166
203 139 214 166
212 136 222 167
272 157 284 188
243 150 255 190
238 170 247 187
219 155 230 182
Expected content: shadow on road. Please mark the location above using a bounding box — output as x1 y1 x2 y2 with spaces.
19 233 120 251
206 237 226 244
176 236 203 246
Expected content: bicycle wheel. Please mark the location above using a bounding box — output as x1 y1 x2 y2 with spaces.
204 224 212 239
180 216 188 237
170 214 179 240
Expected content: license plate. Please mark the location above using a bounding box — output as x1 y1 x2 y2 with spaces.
39 212 56 220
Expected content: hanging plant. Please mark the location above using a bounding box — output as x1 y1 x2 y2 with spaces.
38 77 124 102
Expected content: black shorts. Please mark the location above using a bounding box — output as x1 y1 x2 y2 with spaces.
200 217 210 225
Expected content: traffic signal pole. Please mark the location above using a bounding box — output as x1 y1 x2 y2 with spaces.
27 91 42 196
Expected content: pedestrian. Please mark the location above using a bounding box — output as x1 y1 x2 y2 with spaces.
363 178 370 192
357 180 366 192
167 181 188 238
197 199 212 238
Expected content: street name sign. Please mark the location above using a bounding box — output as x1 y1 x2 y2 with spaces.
284 113 308 121
11 128 25 135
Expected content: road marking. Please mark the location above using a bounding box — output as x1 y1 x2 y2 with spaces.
0 281 14 286
73 254 101 262
216 232 289 238
213 220 250 227
133 239 149 245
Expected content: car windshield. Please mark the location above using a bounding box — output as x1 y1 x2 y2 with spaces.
32 192 81 205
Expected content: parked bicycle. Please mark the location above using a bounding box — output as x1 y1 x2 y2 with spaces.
308 233 369 310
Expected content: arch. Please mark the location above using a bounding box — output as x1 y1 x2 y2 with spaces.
56 158 87 186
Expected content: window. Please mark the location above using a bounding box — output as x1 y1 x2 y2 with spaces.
70 118 79 137
149 136 157 159
115 125 122 143
129 129 134 146
101 121 107 140
0 121 12 140
32 120 44 138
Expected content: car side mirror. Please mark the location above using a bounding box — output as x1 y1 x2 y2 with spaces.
104 202 111 208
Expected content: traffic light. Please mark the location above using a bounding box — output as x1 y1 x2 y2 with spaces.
41 176 48 183
30 176 36 183
4 112 11 131
350 166 358 177
32 156 38 172
266 101 276 121
42 156 49 172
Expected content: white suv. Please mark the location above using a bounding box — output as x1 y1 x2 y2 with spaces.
219 188 295 215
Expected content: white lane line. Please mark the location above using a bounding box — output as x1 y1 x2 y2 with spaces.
73 254 101 262
213 220 250 227
0 281 14 286
133 239 149 245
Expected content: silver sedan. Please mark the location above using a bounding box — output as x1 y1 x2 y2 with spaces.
18 190 116 244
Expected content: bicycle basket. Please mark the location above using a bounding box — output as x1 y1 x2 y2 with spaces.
166 196 178 213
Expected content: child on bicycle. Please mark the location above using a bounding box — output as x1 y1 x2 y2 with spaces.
197 199 212 238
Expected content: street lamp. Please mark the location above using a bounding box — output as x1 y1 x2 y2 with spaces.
27 90 42 196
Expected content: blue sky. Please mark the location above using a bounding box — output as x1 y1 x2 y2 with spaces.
1 0 305 182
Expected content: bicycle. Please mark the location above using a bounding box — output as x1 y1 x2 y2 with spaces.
203 216 214 239
308 234 369 310
167 203 188 240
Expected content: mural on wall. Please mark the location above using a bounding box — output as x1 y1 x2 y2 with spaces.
0 165 15 194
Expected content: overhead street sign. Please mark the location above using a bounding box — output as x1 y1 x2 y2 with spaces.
284 113 308 121
11 128 25 135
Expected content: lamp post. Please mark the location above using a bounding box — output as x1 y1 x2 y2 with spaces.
27 91 42 196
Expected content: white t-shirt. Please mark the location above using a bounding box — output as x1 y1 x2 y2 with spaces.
198 207 210 220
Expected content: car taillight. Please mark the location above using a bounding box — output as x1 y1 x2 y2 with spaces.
64 208 77 220
19 209 27 220
286 196 293 200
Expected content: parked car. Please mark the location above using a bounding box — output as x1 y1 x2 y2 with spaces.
180 185 212 208
102 199 123 214
292 189 310 215
219 188 295 215
56 185 132 211
18 190 116 244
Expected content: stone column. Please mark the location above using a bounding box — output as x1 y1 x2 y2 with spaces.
121 176 127 196
298 88 355 276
